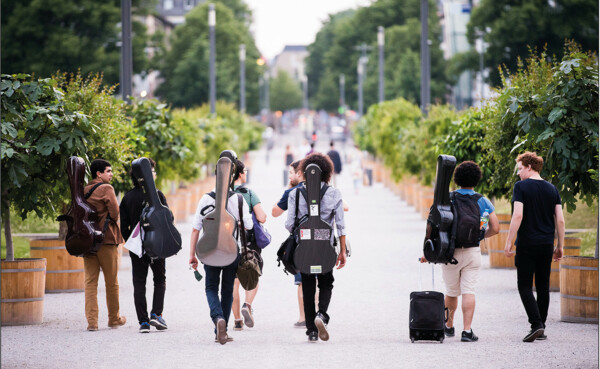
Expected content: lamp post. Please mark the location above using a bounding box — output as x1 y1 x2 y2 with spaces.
357 56 367 117
420 0 430 115
339 74 345 109
208 3 216 114
264 70 270 113
120 0 132 104
302 75 308 111
239 44 246 113
378 26 385 103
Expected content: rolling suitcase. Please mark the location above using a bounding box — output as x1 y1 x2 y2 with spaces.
409 261 447 343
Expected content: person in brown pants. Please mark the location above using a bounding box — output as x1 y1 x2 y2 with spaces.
83 159 126 331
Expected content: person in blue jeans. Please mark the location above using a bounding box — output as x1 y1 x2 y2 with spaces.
189 152 253 345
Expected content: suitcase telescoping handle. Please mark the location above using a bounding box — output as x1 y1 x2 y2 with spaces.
417 258 435 291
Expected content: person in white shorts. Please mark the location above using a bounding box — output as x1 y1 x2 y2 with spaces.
441 161 499 342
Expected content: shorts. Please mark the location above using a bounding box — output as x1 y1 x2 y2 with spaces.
294 272 302 285
441 247 481 297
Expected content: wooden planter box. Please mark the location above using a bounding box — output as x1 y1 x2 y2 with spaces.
560 256 599 324
488 214 515 268
1 258 46 325
29 238 84 293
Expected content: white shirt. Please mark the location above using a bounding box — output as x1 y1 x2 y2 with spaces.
192 190 253 238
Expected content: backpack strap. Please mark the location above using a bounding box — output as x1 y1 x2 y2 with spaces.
84 183 105 199
447 191 459 265
293 188 301 229
237 194 247 253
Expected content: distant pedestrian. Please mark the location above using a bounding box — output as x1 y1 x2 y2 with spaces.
504 151 565 343
349 145 363 194
120 158 169 333
284 144 295 166
306 142 315 157
326 141 342 187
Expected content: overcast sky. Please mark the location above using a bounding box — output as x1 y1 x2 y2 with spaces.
244 0 372 60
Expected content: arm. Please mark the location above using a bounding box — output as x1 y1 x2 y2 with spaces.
336 235 347 269
253 203 267 223
271 204 285 218
189 228 200 270
504 201 523 257
485 211 500 238
553 204 566 261
119 200 130 240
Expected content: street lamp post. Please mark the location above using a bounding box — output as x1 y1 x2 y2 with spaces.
357 57 366 117
120 0 132 104
239 44 246 113
208 3 216 114
420 0 430 115
302 75 308 111
339 74 345 109
378 26 385 103
264 70 270 113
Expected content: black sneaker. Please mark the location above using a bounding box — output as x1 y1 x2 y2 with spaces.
233 319 244 331
139 322 150 333
536 334 547 341
461 330 479 342
308 331 318 342
315 313 329 341
444 325 455 337
523 328 544 342
150 313 168 330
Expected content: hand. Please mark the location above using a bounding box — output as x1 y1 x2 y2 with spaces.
189 255 198 270
336 251 347 269
504 244 515 258
553 247 564 262
419 256 428 263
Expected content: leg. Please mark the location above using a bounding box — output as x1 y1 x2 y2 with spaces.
150 257 166 317
516 247 544 330
445 296 458 328
316 272 334 319
97 245 122 325
244 282 259 305
204 264 224 322
534 245 554 327
232 278 242 321
462 294 476 331
301 273 318 334
220 256 239 327
84 254 101 328
130 252 150 324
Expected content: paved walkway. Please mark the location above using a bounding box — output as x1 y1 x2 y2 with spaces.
2 129 598 369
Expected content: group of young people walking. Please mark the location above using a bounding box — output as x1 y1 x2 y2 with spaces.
81 147 564 346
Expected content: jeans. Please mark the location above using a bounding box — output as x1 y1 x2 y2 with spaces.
204 254 240 329
301 271 334 334
130 252 166 324
515 244 554 330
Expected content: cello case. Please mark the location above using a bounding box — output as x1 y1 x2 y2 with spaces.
58 156 104 257
131 157 182 259
195 156 239 267
423 155 457 264
293 164 338 274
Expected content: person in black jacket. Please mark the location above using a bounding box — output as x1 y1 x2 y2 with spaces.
326 141 342 187
120 158 169 334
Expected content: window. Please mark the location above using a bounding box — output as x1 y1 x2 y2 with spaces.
163 0 173 10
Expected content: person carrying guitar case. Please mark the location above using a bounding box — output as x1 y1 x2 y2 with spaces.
83 159 126 332
188 150 253 345
284 153 347 343
120 158 170 334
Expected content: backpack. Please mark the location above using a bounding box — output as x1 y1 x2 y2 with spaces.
450 192 483 248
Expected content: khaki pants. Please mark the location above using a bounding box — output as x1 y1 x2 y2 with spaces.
84 245 120 326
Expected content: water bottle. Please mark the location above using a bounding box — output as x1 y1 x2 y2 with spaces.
479 210 489 241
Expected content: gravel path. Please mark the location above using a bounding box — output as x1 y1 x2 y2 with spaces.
2 131 597 369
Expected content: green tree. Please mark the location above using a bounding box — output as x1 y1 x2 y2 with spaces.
268 71 303 112
467 0 599 86
155 2 262 113
1 0 153 86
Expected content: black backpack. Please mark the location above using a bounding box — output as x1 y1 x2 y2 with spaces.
450 192 483 248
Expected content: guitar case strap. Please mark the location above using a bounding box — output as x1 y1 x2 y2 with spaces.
84 182 112 234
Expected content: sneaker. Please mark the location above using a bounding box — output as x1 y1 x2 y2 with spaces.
241 303 254 328
139 322 150 333
214 335 234 343
523 328 544 342
314 313 329 342
461 330 479 342
87 324 98 332
444 325 455 337
108 316 127 328
294 321 306 328
215 318 227 345
150 313 168 330
308 331 318 342
234 319 244 331
536 334 547 341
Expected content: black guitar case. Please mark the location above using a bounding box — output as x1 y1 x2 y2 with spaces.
195 156 239 267
423 155 457 264
57 156 104 257
293 164 338 274
131 157 182 259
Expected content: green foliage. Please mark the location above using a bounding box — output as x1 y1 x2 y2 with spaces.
155 2 262 113
483 42 599 211
467 0 599 86
269 71 303 112
1 0 153 86
1 236 30 259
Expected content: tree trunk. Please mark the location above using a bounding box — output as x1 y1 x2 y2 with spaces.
3 206 14 261
58 203 68 240
595 218 598 259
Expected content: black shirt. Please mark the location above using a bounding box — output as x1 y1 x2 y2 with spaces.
512 178 561 247
327 150 342 174
120 187 168 240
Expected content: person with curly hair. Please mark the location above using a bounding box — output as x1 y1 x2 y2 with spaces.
285 153 348 343
504 152 565 343
434 160 499 342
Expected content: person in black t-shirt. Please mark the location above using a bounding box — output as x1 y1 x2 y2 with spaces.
326 141 342 187
504 151 565 343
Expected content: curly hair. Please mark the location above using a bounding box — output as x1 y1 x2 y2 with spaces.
517 151 543 172
300 153 334 184
453 160 482 188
